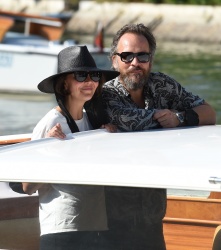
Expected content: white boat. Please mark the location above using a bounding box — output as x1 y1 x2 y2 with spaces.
0 125 221 249
0 10 110 94
1 126 221 190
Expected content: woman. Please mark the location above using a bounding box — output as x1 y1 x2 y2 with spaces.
20 45 119 250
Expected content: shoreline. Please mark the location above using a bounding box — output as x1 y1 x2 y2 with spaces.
66 2 221 46
157 41 221 55
72 34 221 55
1 1 221 50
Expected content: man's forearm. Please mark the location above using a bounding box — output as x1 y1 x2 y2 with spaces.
193 102 216 125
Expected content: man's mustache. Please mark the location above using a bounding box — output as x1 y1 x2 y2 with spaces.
127 66 143 73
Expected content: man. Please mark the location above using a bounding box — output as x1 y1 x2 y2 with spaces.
102 23 216 249
102 23 215 131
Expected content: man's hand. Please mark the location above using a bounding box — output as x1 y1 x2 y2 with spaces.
153 109 180 128
101 123 118 132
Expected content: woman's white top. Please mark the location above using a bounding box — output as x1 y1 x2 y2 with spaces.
32 108 108 235
32 108 92 139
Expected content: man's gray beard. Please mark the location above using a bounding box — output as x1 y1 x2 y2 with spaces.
121 74 148 91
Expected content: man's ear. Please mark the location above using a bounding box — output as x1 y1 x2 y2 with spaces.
149 61 153 70
112 55 118 70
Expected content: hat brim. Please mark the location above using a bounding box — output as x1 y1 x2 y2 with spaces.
38 68 119 93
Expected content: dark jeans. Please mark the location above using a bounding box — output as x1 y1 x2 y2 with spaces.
104 221 166 250
40 231 106 250
40 223 166 250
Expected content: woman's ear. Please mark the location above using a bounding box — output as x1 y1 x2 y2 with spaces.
64 80 68 90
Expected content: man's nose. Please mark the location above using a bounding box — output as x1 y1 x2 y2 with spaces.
131 56 140 65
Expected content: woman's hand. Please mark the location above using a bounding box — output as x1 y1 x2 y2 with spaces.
101 123 117 133
46 123 66 139
22 183 45 195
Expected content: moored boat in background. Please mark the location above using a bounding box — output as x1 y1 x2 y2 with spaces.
0 10 110 94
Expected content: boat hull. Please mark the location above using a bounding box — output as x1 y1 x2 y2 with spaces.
1 125 221 249
0 192 220 250
1 126 221 192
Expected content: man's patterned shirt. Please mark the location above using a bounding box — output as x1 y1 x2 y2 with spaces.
102 72 204 132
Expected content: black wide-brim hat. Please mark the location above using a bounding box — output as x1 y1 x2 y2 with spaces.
38 45 119 93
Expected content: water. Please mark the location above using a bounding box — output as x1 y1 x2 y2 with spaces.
0 50 220 136
0 93 56 135
154 50 221 122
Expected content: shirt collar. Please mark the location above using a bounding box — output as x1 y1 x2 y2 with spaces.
113 77 130 97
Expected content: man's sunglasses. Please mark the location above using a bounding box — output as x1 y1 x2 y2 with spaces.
115 52 152 63
73 71 102 82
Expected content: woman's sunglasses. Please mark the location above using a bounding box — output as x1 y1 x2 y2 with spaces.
73 71 102 82
115 52 152 63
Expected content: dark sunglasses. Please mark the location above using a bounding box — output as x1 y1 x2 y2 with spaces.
73 71 102 82
115 52 152 63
